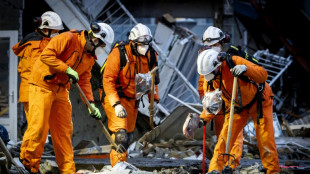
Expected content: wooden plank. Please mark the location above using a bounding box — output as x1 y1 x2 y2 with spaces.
281 117 295 137
289 124 310 130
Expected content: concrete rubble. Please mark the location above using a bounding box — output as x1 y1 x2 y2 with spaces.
1 103 310 173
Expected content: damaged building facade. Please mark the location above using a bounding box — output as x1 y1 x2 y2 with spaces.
0 0 310 173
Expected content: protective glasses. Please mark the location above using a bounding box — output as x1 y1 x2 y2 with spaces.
202 32 224 43
134 35 152 45
90 22 107 40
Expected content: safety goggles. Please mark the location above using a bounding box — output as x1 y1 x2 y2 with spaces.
134 35 152 45
89 30 106 46
90 30 106 40
89 23 107 40
203 36 222 43
202 32 224 43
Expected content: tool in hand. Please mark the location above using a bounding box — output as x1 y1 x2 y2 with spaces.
217 76 238 173
148 66 158 129
72 80 126 153
168 93 208 173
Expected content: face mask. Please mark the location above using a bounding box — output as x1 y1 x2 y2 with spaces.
137 45 149 56
50 33 59 38
95 47 105 57
204 73 215 81
211 46 222 52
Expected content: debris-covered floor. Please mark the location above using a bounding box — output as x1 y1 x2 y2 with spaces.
2 99 310 174
2 130 310 174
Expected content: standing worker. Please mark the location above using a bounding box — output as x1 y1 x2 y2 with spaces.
197 26 244 168
22 22 114 174
196 48 279 173
101 23 159 167
12 11 64 164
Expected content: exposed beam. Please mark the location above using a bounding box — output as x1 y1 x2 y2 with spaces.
249 0 310 72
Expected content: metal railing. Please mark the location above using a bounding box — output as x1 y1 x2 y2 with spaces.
253 49 293 111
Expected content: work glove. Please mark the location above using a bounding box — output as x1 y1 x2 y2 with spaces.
89 103 101 119
148 102 159 116
66 67 79 83
183 113 201 139
114 104 127 118
230 65 247 77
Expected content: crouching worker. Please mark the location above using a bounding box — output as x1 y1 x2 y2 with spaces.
22 22 114 174
101 23 160 167
184 48 280 174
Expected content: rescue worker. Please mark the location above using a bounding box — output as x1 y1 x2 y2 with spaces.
12 11 64 164
196 48 280 173
22 22 114 174
101 23 159 167
197 26 244 168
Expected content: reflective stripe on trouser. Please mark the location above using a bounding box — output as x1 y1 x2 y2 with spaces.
213 115 243 167
20 102 29 160
103 96 138 166
208 99 280 174
23 85 75 173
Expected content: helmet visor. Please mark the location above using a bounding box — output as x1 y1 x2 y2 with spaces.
134 35 152 45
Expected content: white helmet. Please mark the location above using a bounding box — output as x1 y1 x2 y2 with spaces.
202 26 225 46
197 49 221 75
128 23 152 44
39 11 64 30
90 22 114 47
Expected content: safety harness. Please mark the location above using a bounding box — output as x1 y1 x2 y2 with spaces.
224 48 265 124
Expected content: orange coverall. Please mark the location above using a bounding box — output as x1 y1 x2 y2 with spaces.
23 30 95 174
102 42 159 166
198 75 243 167
207 56 279 173
12 31 51 161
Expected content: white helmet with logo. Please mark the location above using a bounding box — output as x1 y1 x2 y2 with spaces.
128 23 153 44
90 22 114 47
202 26 225 46
38 11 64 30
197 49 221 75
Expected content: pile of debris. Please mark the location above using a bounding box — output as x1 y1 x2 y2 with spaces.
128 138 217 160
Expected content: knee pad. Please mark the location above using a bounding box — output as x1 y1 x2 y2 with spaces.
114 129 129 150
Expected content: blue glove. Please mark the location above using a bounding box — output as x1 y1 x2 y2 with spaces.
89 103 101 119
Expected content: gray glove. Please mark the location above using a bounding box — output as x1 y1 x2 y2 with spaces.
148 102 159 116
114 104 127 118
231 65 247 76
